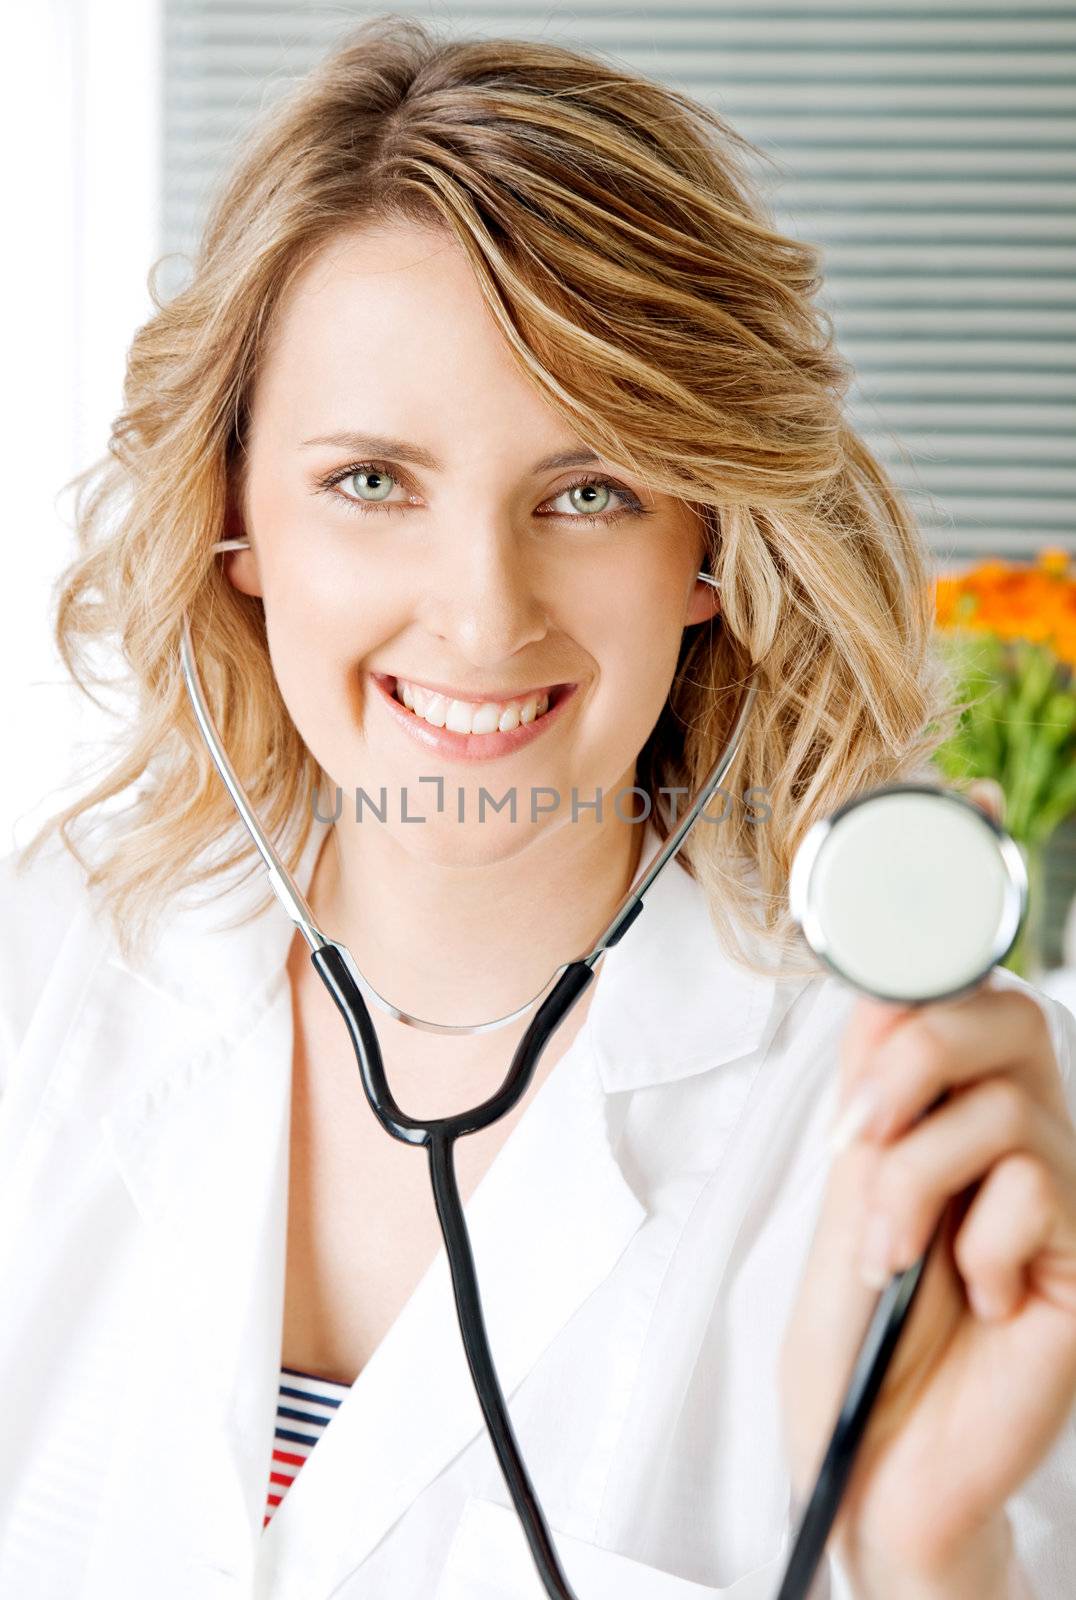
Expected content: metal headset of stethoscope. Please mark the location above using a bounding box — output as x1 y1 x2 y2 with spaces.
180 541 855 1599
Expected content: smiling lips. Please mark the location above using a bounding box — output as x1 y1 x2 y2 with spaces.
369 672 577 761
392 676 558 735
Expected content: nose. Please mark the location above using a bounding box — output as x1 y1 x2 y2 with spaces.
416 515 550 667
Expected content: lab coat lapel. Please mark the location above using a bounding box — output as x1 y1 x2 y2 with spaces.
80 818 332 1594
89 978 296 1593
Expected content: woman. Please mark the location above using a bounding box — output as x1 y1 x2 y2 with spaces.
1 16 1073 1599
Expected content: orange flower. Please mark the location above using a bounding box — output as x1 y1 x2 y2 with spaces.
1039 548 1071 578
932 548 1076 669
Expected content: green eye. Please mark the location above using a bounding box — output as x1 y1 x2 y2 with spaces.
319 459 650 526
347 467 396 502
564 482 612 515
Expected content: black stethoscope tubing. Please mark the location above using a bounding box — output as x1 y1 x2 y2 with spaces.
312 939 598 1589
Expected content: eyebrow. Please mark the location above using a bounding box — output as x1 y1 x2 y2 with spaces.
299 431 603 476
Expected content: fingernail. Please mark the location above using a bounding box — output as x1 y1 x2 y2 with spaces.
828 1081 883 1156
967 778 1005 826
858 1212 892 1290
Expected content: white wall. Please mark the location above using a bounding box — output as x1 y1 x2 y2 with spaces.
0 0 162 857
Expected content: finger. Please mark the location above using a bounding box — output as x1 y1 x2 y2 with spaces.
966 777 1006 826
856 1076 1075 1285
841 993 914 1066
831 992 952 1153
848 987 1067 1146
953 1152 1072 1322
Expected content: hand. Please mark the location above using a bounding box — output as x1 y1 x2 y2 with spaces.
779 984 1076 1597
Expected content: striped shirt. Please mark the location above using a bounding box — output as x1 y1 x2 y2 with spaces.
264 1365 352 1529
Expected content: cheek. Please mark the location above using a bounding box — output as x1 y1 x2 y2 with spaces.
585 573 685 699
581 621 682 777
257 570 384 761
262 545 394 670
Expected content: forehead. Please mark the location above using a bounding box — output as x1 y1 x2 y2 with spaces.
248 219 572 455
291 218 460 298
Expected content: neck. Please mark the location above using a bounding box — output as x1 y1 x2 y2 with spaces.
303 795 649 1057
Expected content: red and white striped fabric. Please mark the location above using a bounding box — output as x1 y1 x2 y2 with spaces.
264 1366 351 1528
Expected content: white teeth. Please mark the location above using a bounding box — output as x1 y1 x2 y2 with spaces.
423 693 448 728
471 703 503 735
393 678 552 734
445 699 474 734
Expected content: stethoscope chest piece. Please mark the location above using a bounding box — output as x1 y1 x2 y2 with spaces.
789 783 1028 1004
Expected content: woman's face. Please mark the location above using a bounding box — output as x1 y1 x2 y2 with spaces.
227 219 718 863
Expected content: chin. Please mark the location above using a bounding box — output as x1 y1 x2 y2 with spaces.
384 811 547 868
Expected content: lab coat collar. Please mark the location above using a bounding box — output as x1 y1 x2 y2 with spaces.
106 811 786 1097
587 822 784 1093
102 811 332 1042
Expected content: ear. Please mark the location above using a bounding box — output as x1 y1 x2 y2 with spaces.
684 571 721 627
220 490 263 600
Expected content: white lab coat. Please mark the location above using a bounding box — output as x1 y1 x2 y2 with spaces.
0 813 1074 1600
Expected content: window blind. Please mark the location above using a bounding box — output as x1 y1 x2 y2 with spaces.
162 1 1076 563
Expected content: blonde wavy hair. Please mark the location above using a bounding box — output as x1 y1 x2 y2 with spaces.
22 12 948 971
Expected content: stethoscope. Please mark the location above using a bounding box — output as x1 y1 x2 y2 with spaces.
181 540 1027 1598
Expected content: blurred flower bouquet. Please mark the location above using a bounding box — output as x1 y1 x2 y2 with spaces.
932 549 1076 978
